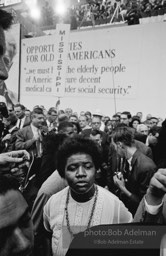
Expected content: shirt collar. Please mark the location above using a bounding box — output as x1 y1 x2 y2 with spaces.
127 156 133 170
31 123 39 132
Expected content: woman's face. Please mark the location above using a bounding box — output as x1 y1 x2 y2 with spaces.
73 124 78 134
132 120 139 129
65 153 96 195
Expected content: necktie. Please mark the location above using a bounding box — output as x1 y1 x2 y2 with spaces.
18 119 22 129
36 129 43 157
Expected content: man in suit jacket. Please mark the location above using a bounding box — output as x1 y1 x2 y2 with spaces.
15 107 45 209
112 126 156 216
15 107 45 156
107 138 153 195
14 103 31 129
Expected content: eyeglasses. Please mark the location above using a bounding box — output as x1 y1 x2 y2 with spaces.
92 122 101 125
121 118 128 120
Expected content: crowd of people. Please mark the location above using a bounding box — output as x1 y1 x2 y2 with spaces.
32 0 166 29
1 8 166 256
75 0 166 25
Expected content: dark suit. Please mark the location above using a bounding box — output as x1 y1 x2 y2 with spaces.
15 125 43 209
119 150 156 215
107 140 153 194
23 116 31 127
135 140 153 160
81 128 109 187
4 126 19 152
15 125 38 156
134 131 147 144
17 116 31 129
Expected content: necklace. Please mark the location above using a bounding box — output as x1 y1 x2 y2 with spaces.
65 186 98 237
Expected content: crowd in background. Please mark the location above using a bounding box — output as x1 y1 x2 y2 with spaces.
39 0 166 28
1 104 165 196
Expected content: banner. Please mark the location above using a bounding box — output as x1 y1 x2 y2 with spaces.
20 24 70 97
20 24 140 99
20 23 166 118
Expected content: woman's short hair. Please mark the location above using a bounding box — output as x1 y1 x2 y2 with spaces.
57 135 102 178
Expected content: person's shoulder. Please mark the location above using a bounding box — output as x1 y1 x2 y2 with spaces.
134 140 152 155
97 186 122 202
133 150 156 169
38 170 67 196
134 149 153 161
16 125 30 134
134 139 147 148
81 128 92 135
45 186 69 206
24 116 31 125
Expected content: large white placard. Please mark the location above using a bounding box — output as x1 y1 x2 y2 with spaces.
21 24 140 99
20 22 166 118
65 27 140 99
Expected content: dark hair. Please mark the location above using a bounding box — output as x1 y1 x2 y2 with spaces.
112 126 134 147
6 112 17 126
69 114 78 120
58 114 69 123
105 119 112 126
112 114 120 119
31 107 44 116
149 117 158 122
85 111 92 117
90 129 102 136
47 107 57 115
130 116 141 126
0 174 19 195
25 109 31 112
57 135 102 178
0 10 13 30
116 123 128 128
149 126 161 136
121 111 132 119
79 114 89 122
58 109 65 115
58 121 74 132
14 103 25 111
71 121 81 134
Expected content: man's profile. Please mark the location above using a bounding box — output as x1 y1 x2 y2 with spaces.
0 22 19 108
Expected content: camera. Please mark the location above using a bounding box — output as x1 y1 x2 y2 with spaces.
114 171 122 179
